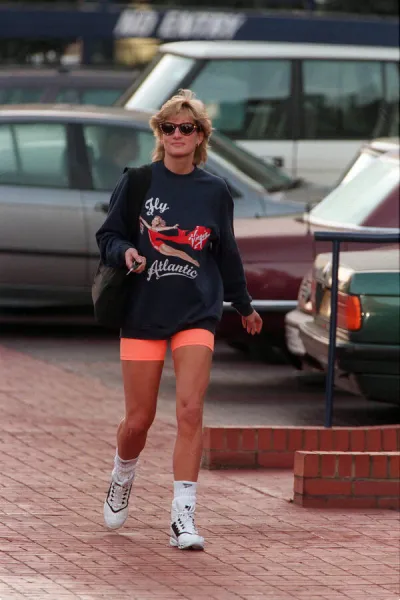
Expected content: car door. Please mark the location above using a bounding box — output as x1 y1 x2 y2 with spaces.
77 121 155 283
0 119 87 307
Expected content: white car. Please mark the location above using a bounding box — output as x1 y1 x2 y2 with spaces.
120 40 400 186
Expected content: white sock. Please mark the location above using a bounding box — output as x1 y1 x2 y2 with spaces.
112 451 139 486
174 480 197 499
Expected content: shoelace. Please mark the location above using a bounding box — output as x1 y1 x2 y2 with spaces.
109 482 130 510
175 506 198 535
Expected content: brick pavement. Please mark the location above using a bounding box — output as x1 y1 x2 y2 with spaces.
0 344 399 600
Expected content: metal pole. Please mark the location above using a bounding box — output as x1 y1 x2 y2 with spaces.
324 240 340 428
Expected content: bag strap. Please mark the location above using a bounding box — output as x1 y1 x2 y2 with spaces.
123 164 153 243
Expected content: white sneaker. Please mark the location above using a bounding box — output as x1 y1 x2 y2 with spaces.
170 498 205 550
103 479 132 530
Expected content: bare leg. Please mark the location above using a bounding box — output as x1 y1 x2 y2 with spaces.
172 346 212 481
159 243 200 268
118 360 164 459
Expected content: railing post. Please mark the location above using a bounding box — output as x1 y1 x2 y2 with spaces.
314 230 399 428
324 240 340 428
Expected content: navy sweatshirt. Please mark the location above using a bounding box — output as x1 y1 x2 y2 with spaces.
96 161 253 339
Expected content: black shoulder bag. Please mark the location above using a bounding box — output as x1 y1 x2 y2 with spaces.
92 164 152 329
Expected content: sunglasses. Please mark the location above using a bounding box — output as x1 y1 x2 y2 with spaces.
159 122 199 136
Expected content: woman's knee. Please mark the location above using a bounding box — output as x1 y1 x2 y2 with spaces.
177 396 203 431
122 413 154 439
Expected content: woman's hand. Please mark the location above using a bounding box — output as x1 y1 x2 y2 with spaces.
125 247 146 274
241 310 263 335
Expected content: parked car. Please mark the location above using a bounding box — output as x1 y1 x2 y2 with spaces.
119 40 400 185
0 104 306 312
299 247 400 404
220 149 399 350
0 66 138 106
284 137 400 365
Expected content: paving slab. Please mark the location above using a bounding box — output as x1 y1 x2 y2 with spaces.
0 344 399 600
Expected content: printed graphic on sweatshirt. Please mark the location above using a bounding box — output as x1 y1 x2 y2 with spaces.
139 215 211 282
144 197 169 216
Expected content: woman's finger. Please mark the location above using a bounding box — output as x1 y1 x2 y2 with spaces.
136 258 146 273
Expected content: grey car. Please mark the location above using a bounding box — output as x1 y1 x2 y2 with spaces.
0 66 138 106
0 104 308 310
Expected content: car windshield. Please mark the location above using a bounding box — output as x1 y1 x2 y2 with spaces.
211 131 296 191
207 150 265 193
309 157 399 227
124 54 195 110
336 148 381 187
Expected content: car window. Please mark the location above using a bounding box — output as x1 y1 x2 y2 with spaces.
309 157 399 227
189 59 291 141
55 88 125 106
0 87 45 104
124 54 195 110
302 60 385 139
211 131 294 190
83 124 154 191
0 122 69 188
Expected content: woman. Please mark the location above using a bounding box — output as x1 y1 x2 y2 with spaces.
96 89 262 551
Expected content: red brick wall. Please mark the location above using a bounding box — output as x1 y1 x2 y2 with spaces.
293 451 400 509
202 425 400 470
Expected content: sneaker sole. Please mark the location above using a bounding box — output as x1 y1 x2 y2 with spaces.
170 537 204 551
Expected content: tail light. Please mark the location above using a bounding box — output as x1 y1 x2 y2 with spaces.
337 292 362 331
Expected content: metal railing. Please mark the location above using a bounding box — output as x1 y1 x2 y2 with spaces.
314 231 400 428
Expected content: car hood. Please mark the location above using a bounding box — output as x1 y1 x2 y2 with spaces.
233 215 348 264
234 215 309 239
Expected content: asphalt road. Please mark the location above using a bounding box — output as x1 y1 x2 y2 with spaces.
1 319 398 428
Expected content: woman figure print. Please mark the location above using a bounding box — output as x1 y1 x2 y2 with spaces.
140 215 206 268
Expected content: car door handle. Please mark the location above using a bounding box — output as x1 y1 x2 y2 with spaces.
94 202 109 213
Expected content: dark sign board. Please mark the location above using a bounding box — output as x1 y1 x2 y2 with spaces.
0 6 398 47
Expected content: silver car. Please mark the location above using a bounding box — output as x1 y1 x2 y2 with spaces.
0 104 307 309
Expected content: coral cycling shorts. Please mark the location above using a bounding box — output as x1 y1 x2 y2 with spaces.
120 328 214 361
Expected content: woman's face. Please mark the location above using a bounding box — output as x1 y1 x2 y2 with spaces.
160 110 204 162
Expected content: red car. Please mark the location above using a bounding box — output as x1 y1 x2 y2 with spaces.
221 150 400 351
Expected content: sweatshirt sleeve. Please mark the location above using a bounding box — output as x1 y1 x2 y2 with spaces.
212 184 253 317
95 173 135 268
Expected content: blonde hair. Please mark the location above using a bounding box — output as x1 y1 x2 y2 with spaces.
149 89 212 165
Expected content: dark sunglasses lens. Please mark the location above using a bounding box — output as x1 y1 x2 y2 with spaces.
160 123 175 135
180 123 195 135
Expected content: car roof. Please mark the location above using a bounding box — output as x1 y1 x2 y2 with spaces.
0 103 150 124
0 67 136 82
159 41 400 61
